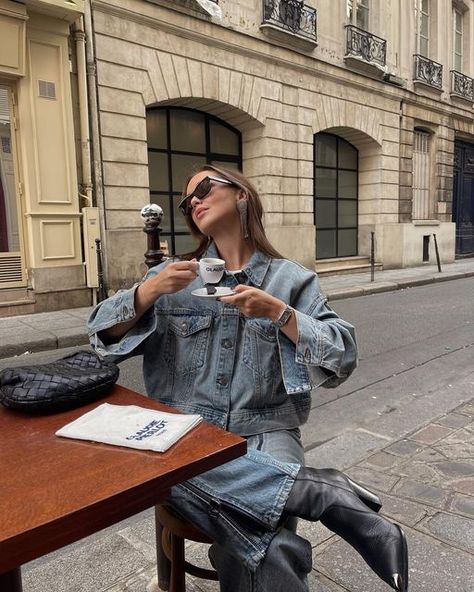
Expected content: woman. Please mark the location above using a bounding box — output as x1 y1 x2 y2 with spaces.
88 165 408 592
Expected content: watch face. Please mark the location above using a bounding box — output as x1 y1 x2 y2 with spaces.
276 306 292 327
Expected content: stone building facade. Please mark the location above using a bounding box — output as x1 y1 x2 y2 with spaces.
1 0 473 312
88 0 473 291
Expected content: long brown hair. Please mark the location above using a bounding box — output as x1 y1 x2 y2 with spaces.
179 165 284 260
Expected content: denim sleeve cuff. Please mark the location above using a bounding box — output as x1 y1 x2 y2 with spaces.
294 309 325 366
87 284 156 358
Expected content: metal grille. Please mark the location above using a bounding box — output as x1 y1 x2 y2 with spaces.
412 130 431 220
38 80 57 100
345 25 386 67
413 54 443 89
0 254 24 286
451 70 474 101
262 0 317 41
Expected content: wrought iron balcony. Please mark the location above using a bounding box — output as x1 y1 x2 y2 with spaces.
262 0 317 43
451 70 474 101
345 25 386 68
413 55 442 89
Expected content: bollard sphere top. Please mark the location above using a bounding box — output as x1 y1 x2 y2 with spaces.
140 203 163 225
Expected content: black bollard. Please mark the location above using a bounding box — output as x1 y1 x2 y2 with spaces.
141 204 165 269
95 238 107 302
433 233 442 273
370 231 375 282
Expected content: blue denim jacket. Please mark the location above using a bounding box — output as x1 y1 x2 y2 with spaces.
87 244 357 436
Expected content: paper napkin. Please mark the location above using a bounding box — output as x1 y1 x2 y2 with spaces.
56 403 202 452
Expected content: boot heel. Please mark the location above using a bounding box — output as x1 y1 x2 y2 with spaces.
346 478 382 512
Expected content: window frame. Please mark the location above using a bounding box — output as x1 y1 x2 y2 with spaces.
347 0 370 31
453 6 464 72
415 0 430 57
313 132 359 260
146 106 242 255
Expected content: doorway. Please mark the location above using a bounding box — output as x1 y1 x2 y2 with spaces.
0 83 26 287
453 141 474 256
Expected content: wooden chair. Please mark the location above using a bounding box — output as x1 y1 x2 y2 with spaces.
155 505 219 592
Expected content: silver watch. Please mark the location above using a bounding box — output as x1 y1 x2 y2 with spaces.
273 304 293 328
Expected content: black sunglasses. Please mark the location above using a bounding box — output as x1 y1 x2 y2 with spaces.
178 176 234 216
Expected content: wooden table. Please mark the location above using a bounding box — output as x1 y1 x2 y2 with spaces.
0 385 246 592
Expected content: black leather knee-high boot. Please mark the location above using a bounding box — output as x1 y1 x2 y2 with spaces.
284 467 408 592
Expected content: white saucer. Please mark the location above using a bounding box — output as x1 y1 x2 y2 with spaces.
192 287 235 299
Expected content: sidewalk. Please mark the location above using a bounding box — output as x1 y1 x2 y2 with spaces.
22 395 474 592
1 258 473 359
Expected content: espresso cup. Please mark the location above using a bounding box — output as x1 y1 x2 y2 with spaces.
198 258 225 284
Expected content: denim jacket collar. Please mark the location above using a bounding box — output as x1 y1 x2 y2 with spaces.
204 242 271 288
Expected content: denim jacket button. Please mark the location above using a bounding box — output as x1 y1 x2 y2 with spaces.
222 339 233 349
217 375 228 386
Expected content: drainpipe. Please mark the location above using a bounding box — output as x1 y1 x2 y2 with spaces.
74 17 92 205
84 0 107 302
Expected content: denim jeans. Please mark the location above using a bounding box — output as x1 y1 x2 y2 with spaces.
168 430 313 591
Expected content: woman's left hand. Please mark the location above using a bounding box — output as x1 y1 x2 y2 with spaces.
218 285 285 321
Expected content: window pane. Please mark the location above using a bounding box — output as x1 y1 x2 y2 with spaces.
421 14 429 37
338 140 358 169
172 195 192 233
210 120 239 155
211 160 240 171
421 0 429 14
171 154 206 192
356 5 368 30
338 228 358 256
347 0 353 21
315 199 336 228
315 168 337 198
316 229 337 259
338 200 357 228
175 233 199 256
315 134 337 167
338 170 357 198
455 32 462 55
420 37 429 56
170 110 205 153
148 152 169 192
455 10 463 31
455 52 462 72
146 110 167 150
149 195 171 233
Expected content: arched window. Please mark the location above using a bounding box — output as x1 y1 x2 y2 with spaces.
314 133 358 259
146 107 242 255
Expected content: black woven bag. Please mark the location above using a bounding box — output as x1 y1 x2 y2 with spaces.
0 350 119 414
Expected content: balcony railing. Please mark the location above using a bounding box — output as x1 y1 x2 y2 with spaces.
413 54 442 89
345 25 386 67
451 70 474 101
262 0 317 42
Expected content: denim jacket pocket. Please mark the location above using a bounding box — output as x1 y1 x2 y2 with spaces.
165 313 213 376
243 318 279 381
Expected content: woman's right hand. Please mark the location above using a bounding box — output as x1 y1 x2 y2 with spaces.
148 259 199 296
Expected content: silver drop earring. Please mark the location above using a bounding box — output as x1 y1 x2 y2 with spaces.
236 200 249 239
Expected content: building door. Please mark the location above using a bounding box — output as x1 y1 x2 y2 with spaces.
314 132 358 259
146 107 242 256
453 141 474 256
0 84 26 288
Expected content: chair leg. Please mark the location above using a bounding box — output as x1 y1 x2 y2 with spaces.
169 532 186 592
155 509 171 591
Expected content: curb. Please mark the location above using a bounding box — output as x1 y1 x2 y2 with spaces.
325 271 474 300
